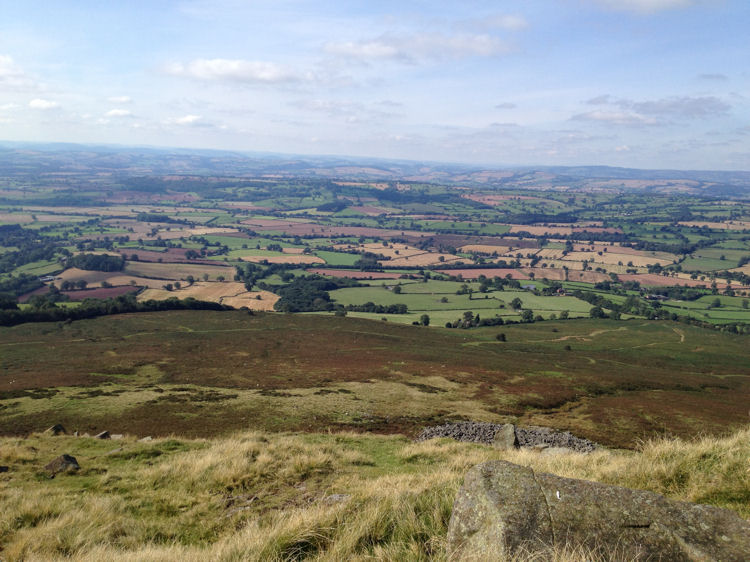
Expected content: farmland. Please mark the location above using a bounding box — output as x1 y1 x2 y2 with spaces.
0 145 749 448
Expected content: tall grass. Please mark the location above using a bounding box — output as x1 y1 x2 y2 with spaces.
0 427 747 561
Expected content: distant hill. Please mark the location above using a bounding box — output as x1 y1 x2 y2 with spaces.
1 141 749 197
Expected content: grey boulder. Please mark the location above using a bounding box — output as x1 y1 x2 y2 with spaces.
447 460 750 561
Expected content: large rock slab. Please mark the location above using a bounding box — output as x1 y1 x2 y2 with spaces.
447 460 750 561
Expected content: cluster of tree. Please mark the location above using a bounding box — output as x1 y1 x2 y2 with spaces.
135 212 184 224
0 273 44 297
272 275 360 313
0 224 63 274
67 253 124 272
0 293 230 327
354 252 384 271
315 201 348 212
344 302 408 314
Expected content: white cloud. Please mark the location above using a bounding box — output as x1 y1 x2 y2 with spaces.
173 114 203 125
0 103 20 111
576 94 730 125
0 55 33 90
325 32 511 63
166 58 300 83
105 109 133 117
571 110 658 126
108 96 132 103
593 0 697 13
495 102 517 109
29 98 59 110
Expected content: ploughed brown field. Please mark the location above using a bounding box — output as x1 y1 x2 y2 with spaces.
1 311 748 449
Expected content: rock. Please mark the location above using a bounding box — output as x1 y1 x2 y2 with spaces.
491 424 518 449
44 424 66 435
447 461 750 561
0 466 8 473
44 454 80 477
138 436 153 442
415 422 598 453
94 431 110 439
110 434 124 440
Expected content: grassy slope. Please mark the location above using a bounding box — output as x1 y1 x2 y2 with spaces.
1 311 749 448
0 427 747 561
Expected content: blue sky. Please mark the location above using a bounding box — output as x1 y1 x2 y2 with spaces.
0 0 747 170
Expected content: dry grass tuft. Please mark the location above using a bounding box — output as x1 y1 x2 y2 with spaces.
0 427 747 560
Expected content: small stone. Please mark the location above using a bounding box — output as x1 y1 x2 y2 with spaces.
138 436 153 442
110 434 124 440
44 424 66 435
94 431 110 439
44 454 80 477
105 447 123 455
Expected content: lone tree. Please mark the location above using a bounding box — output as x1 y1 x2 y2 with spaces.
420 314 430 326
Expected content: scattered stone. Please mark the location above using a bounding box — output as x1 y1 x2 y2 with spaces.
416 422 598 453
44 454 80 477
105 447 123 455
94 431 110 439
447 460 750 561
73 430 79 437
44 424 66 435
110 434 124 440
491 424 518 450
138 436 153 442
0 466 8 473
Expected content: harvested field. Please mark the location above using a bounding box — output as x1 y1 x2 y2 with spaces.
521 268 611 283
433 268 529 280
124 261 233 280
389 252 463 267
564 251 675 267
459 244 512 255
239 254 325 264
618 274 744 289
152 227 239 240
222 290 279 310
305 268 403 279
0 213 33 223
535 248 567 259
54 268 166 289
138 282 278 310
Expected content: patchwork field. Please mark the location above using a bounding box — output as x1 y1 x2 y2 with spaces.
138 282 279 310
123 261 234 281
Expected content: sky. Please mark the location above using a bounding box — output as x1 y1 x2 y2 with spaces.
0 0 748 170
